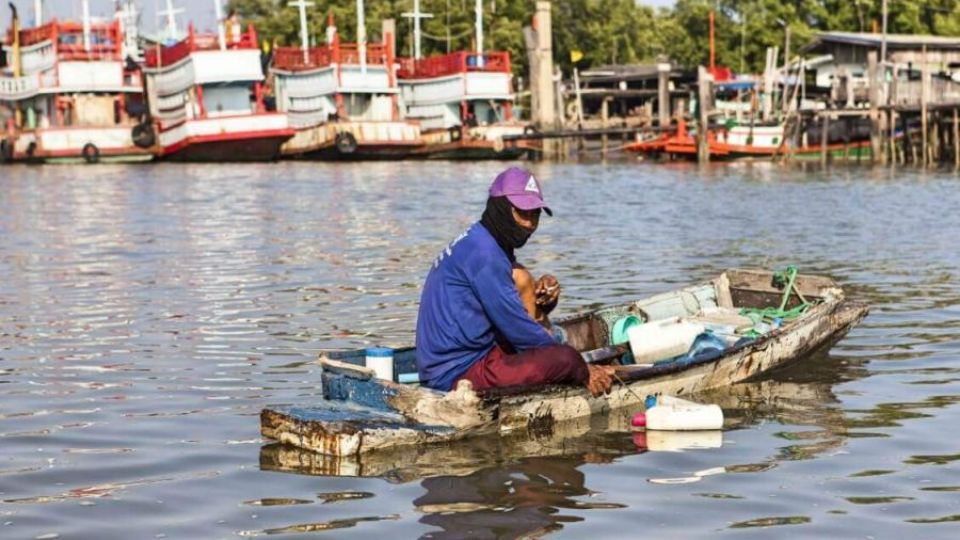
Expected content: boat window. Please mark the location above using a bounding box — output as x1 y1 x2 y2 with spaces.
201 82 254 117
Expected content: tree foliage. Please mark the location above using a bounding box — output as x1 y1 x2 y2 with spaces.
227 0 960 76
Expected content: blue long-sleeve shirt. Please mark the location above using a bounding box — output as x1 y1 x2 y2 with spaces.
415 222 555 390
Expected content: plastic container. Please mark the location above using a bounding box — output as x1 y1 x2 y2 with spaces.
645 430 723 451
627 318 705 365
365 347 394 381
611 315 643 345
645 395 724 431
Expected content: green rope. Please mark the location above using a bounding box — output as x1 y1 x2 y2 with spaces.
739 266 815 327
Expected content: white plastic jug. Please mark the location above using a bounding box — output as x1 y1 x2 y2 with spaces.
646 395 724 431
627 318 705 365
644 430 723 451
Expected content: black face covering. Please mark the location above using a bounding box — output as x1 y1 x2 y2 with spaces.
480 196 534 261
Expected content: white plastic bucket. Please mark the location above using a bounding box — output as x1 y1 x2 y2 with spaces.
627 318 704 365
365 347 394 381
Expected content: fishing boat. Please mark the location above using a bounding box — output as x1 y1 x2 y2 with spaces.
0 1 152 164
261 268 868 457
261 376 844 481
396 0 538 160
271 5 423 160
625 118 873 161
142 2 293 162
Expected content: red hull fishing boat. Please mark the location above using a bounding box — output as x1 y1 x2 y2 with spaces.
625 119 872 161
0 2 152 164
396 0 537 160
143 4 293 162
271 4 422 160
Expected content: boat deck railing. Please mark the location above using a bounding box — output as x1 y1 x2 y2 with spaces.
144 24 259 68
397 51 511 79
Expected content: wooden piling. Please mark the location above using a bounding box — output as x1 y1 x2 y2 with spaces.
820 113 829 167
657 63 671 129
697 66 712 164
921 45 929 167
954 108 959 169
867 52 881 164
525 1 557 157
601 98 609 156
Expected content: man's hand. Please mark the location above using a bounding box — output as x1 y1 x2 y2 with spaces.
535 274 561 312
585 364 615 397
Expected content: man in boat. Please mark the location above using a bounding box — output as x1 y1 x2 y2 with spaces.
416 167 614 396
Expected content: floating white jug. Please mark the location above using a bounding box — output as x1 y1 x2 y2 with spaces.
645 395 724 431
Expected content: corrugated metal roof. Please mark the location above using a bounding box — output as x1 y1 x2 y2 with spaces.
804 32 960 52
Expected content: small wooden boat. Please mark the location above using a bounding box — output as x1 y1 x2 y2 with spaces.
260 377 843 481
261 268 868 457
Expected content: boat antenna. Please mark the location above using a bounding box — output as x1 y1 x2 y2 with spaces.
82 0 91 52
159 0 183 42
356 0 366 73
402 0 432 60
474 0 483 67
288 0 314 64
213 0 226 50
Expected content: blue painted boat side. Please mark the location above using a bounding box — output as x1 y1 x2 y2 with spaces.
322 371 399 411
271 404 457 435
327 347 418 380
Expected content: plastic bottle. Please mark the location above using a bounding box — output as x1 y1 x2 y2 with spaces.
627 318 705 365
364 347 394 381
645 395 724 431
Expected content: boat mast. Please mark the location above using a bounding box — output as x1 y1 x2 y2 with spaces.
82 0 91 52
474 0 483 67
213 0 226 50
288 0 314 64
34 0 41 26
402 0 432 60
159 0 183 42
356 0 366 73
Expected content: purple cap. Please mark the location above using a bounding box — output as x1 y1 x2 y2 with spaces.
488 167 553 216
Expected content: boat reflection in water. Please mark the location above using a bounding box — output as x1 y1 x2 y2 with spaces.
260 351 853 537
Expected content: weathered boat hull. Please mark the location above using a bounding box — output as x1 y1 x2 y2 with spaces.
260 376 844 481
261 269 869 456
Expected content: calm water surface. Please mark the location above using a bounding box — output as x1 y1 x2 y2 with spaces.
1 160 959 539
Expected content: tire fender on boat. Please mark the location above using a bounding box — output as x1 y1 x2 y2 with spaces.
132 122 156 149
82 143 100 164
0 139 13 163
335 131 358 154
25 141 37 158
449 126 463 142
493 137 505 153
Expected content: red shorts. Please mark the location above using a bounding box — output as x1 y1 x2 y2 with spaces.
455 343 588 392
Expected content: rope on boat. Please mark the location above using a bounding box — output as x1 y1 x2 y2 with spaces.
739 265 815 331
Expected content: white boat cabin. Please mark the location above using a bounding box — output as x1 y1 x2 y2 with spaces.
142 23 291 160
0 15 146 161
271 32 398 129
397 52 515 132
